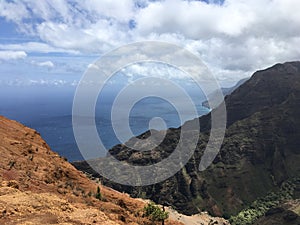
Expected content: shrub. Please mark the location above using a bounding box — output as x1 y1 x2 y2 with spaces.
143 202 169 224
229 178 298 225
95 186 102 200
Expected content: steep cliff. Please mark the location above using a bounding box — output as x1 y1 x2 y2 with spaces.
74 62 300 221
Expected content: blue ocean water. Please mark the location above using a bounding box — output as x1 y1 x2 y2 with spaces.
0 86 209 162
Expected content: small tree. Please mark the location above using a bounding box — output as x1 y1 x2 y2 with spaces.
143 202 169 225
95 186 102 200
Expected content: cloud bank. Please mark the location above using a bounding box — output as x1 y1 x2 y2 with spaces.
0 50 27 61
0 0 300 84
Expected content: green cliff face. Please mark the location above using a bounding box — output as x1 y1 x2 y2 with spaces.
73 62 300 219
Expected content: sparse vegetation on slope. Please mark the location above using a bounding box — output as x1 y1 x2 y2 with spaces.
230 177 299 224
74 61 300 218
0 115 182 225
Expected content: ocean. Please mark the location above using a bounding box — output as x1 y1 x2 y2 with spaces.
0 86 209 162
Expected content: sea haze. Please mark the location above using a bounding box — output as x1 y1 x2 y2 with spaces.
0 86 209 162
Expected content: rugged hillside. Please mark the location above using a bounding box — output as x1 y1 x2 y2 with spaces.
202 77 249 109
224 61 300 127
0 115 185 225
74 62 300 222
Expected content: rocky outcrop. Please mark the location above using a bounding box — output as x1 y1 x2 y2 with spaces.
254 200 300 225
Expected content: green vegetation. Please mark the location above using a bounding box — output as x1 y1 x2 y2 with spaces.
230 178 298 225
95 186 102 200
143 202 169 224
8 160 15 169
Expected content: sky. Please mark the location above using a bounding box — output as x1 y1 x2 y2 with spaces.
0 0 300 88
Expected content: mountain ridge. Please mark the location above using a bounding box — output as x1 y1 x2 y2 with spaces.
74 61 300 224
202 77 249 109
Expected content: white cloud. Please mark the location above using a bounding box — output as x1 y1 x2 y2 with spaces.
87 63 99 70
0 51 27 61
35 20 128 53
133 0 300 76
76 0 135 22
35 60 55 68
0 0 300 85
134 0 256 38
121 62 190 80
0 42 79 54
2 78 73 87
0 1 29 22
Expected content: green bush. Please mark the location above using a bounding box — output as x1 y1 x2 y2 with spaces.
95 186 102 200
143 202 169 224
229 178 298 225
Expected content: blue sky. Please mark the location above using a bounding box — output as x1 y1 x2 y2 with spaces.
0 0 300 88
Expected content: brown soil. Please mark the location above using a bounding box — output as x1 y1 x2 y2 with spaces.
0 115 182 225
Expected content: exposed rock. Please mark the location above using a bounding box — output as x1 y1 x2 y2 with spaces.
254 200 300 225
265 207 285 216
